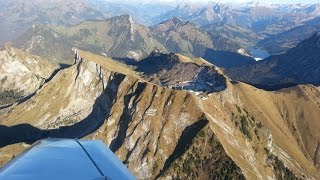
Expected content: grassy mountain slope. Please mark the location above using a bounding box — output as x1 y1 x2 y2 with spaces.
13 16 256 68
13 15 168 64
12 25 74 64
152 18 214 58
55 15 167 60
0 49 319 179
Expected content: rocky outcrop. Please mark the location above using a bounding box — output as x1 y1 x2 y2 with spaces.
0 45 59 106
136 52 227 93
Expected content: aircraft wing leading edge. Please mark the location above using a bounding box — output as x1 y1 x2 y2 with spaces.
0 138 136 180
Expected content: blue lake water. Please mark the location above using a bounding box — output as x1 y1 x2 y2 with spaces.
247 47 270 61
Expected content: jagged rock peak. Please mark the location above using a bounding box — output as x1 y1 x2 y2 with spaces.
72 48 83 65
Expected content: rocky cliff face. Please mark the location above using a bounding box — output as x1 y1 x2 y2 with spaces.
0 45 58 106
0 49 319 179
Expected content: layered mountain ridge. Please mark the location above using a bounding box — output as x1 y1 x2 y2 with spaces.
155 1 320 36
1 0 320 59
12 15 256 69
0 48 319 179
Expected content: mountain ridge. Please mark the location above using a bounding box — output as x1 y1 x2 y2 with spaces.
12 15 256 68
0 48 319 179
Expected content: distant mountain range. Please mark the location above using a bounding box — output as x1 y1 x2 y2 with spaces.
1 0 320 58
12 15 255 68
12 15 165 63
0 0 108 45
14 14 320 91
155 2 320 35
1 0 320 88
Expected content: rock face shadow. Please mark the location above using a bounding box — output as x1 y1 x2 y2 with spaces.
156 119 209 178
0 74 126 148
0 64 71 110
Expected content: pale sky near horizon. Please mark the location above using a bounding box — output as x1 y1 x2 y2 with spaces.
109 0 320 4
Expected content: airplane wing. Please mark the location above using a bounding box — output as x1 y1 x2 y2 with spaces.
0 138 136 180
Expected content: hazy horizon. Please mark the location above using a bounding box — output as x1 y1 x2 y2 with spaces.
106 0 320 5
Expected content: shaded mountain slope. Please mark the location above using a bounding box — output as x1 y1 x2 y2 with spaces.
203 23 261 52
257 17 320 55
0 49 319 179
152 18 256 68
153 18 255 68
226 33 320 89
202 49 256 68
